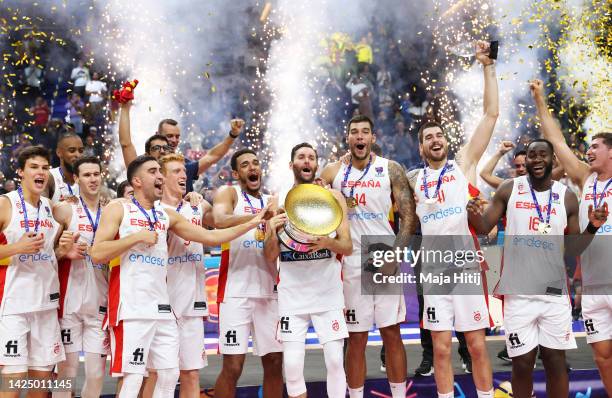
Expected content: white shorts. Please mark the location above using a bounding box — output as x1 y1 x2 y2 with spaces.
343 275 406 332
504 296 577 357
0 309 65 367
109 319 179 376
582 294 612 344
177 316 207 370
218 297 282 356
60 312 109 355
277 309 348 344
422 294 491 332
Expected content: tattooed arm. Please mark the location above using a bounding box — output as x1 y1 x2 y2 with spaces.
383 160 417 275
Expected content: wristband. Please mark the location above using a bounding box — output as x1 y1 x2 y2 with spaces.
229 131 239 139
586 222 598 234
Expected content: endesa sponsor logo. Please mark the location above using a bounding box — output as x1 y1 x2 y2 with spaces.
341 180 381 189
420 175 456 191
515 201 558 215
129 219 167 231
168 253 203 265
242 239 264 249
20 219 53 229
348 212 385 221
18 252 53 262
128 253 165 266
421 206 463 223
511 236 555 251
596 224 612 234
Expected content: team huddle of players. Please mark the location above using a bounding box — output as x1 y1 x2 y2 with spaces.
0 40 611 398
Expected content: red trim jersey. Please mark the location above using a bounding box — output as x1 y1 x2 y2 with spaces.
0 191 60 315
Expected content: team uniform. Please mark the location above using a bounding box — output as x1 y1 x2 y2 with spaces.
276 187 348 344
579 174 612 344
0 190 65 367
414 160 491 332
107 201 178 376
50 167 79 203
58 200 109 355
331 155 406 332
217 187 281 356
160 201 208 370
499 176 576 357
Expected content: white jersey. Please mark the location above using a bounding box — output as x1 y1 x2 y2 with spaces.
414 160 482 270
332 155 394 250
159 201 208 318
0 191 60 315
277 241 344 315
58 200 108 317
107 200 172 326
218 187 276 302
50 167 79 203
579 173 612 288
499 176 569 301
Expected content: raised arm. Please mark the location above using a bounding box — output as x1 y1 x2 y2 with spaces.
467 179 513 235
319 162 342 187
530 79 590 189
212 186 257 228
168 204 264 246
196 119 243 174
91 201 154 264
118 101 138 168
480 141 515 189
456 41 499 183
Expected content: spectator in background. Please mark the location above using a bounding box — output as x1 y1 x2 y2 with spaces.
32 96 51 130
23 59 43 99
70 59 90 97
346 75 374 121
116 180 133 199
85 71 107 125
355 36 373 65
83 133 102 158
1 179 16 194
65 93 84 135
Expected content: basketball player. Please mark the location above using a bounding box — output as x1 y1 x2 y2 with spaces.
467 138 607 397
405 41 498 398
264 143 351 398
212 148 283 397
52 156 109 398
531 78 612 394
90 155 268 398
0 146 65 398
157 153 213 398
319 115 416 398
44 134 84 203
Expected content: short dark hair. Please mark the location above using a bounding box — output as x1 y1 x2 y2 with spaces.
144 134 169 154
592 132 612 148
290 143 317 162
526 138 554 154
157 118 178 133
513 150 527 159
371 143 383 156
58 133 83 146
73 156 102 176
230 148 257 171
116 180 131 198
17 145 50 169
417 121 444 143
346 114 374 135
127 155 157 184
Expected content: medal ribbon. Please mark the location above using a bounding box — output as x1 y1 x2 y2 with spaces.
341 154 373 202
79 196 101 244
17 186 41 233
58 167 75 196
528 178 553 229
131 196 159 231
423 162 449 201
592 177 612 209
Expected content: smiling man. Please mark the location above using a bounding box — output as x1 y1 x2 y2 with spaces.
45 134 84 203
212 148 283 398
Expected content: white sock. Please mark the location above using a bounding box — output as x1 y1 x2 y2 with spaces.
348 386 364 398
389 381 406 397
477 389 494 398
438 392 454 398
